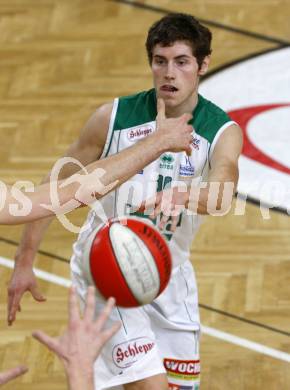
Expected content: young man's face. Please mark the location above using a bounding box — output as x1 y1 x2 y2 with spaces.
151 40 209 114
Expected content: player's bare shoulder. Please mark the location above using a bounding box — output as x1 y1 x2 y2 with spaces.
79 102 114 149
212 123 243 163
69 102 114 164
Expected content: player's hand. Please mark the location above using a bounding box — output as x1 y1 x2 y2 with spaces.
32 287 121 373
7 260 46 326
139 186 190 232
0 365 28 385
156 98 193 156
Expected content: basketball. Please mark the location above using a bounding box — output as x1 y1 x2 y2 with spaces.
82 217 172 307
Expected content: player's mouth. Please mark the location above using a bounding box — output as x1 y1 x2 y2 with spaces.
160 84 179 94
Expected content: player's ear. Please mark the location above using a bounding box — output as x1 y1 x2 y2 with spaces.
198 55 210 76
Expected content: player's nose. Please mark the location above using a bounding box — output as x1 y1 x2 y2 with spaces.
165 62 176 80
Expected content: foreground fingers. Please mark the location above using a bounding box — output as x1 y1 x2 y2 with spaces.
30 285 46 302
84 286 96 321
32 330 60 355
68 286 80 325
0 365 28 385
95 297 116 332
100 321 121 344
7 292 22 326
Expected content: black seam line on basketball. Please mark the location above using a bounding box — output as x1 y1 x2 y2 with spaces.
199 304 290 337
0 237 69 263
109 0 290 46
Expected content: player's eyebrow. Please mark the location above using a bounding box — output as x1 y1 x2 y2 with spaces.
153 54 192 60
174 55 191 59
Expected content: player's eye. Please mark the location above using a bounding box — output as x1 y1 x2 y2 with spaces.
155 59 165 65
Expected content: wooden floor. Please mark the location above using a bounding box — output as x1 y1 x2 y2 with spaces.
0 1 289 389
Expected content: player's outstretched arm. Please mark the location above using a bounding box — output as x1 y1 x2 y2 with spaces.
32 287 120 390
0 365 28 386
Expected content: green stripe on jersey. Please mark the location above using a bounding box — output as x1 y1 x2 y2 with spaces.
192 94 232 144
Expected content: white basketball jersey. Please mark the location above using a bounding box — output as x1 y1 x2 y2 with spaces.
72 89 235 270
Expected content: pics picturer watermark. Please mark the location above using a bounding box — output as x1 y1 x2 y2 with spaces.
0 157 288 233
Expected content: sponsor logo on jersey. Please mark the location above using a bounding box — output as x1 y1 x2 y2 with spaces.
160 153 174 170
179 156 195 177
127 125 153 141
112 337 154 368
164 359 200 377
191 137 200 150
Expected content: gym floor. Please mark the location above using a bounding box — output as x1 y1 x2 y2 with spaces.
0 1 289 389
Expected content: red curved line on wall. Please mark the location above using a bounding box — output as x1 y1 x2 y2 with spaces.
228 104 290 175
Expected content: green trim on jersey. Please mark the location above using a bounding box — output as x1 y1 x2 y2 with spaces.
192 94 232 144
112 88 231 145
113 89 157 131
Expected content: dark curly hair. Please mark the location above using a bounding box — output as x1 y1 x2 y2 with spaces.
146 13 212 68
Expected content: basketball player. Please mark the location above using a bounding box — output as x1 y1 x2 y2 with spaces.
8 13 243 390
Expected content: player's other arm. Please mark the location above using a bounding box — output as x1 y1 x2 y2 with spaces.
189 124 243 214
140 124 242 231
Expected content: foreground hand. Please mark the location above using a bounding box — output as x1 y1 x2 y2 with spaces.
140 186 190 232
0 365 28 386
156 98 193 156
32 286 121 373
7 262 46 326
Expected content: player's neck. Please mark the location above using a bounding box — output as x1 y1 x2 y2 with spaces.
166 93 198 118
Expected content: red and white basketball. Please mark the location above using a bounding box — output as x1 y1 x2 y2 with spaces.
83 217 172 307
